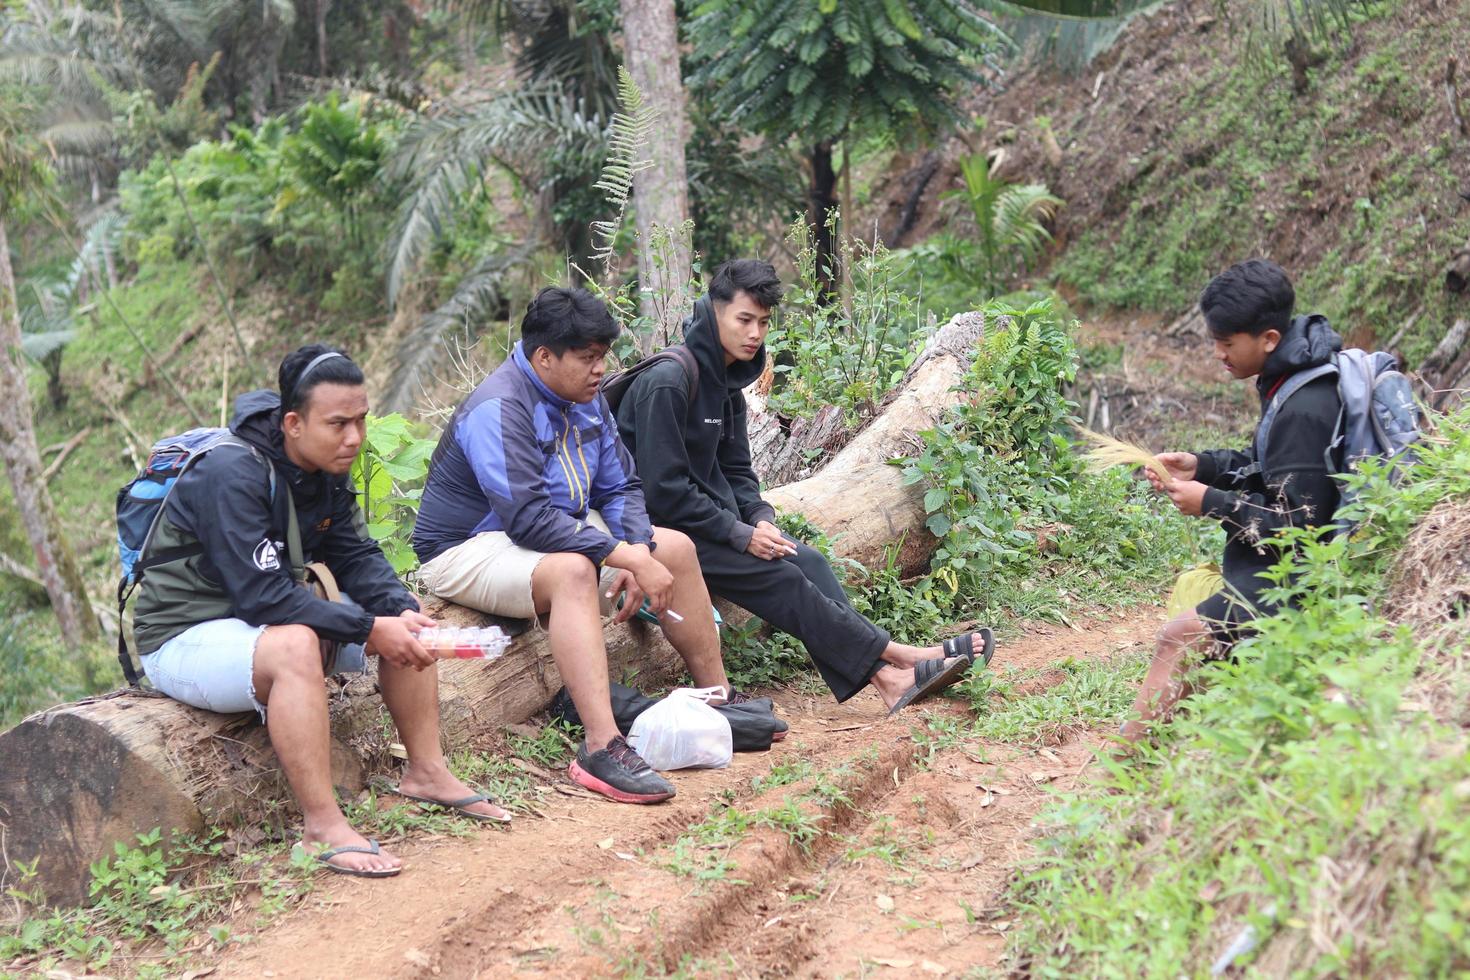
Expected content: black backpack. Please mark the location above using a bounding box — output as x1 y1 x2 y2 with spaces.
599 345 699 413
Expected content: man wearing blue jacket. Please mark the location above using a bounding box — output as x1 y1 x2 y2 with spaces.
135 345 504 880
413 287 731 804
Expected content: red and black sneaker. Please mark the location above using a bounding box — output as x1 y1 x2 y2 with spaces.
728 689 790 742
568 735 676 804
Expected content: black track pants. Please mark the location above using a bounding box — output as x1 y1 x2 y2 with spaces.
694 535 890 702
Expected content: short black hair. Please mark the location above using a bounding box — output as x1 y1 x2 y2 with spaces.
520 286 619 357
1199 259 1296 339
709 259 783 311
278 344 364 416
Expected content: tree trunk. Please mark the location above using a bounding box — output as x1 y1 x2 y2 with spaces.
0 219 96 641
0 611 688 906
618 0 693 351
315 0 332 76
808 141 838 299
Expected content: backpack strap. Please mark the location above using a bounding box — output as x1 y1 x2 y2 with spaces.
663 344 700 404
1241 362 1340 478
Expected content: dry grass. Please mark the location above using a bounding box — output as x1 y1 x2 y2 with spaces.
1075 427 1171 484
1384 499 1470 726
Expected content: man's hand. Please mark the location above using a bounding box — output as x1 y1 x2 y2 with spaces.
747 521 796 561
605 569 644 624
604 542 675 615
367 613 435 670
1164 479 1208 517
1146 452 1198 494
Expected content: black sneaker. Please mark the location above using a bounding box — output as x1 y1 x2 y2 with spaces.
568 735 676 804
728 689 790 742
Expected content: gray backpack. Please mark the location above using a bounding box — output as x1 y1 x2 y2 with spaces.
1249 343 1421 534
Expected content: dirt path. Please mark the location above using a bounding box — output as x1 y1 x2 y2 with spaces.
208 609 1161 979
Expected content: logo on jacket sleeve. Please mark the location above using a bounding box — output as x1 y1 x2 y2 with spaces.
253 538 281 571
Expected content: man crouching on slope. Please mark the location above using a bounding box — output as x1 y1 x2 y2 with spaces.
134 345 506 879
412 286 732 804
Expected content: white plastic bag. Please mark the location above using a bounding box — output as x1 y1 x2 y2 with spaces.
627 686 733 771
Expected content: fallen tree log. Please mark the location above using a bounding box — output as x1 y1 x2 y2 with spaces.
0 309 989 907
764 310 987 577
0 614 684 906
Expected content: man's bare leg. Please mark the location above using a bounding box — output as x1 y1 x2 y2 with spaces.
649 526 730 693
253 625 399 874
378 657 511 820
532 552 621 752
1119 613 1213 744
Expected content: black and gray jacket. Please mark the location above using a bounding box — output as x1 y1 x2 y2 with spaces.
132 390 417 656
614 296 775 552
1194 314 1344 602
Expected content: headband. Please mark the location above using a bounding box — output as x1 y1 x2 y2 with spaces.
286 351 350 409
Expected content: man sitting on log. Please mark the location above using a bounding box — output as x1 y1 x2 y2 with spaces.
612 260 993 716
133 345 506 879
412 286 733 805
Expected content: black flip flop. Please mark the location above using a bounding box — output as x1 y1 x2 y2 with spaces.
887 655 973 717
301 839 401 878
942 627 995 667
394 788 513 824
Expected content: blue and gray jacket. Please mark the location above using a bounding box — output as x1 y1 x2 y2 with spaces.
412 342 655 566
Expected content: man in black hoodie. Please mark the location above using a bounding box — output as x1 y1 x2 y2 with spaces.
615 260 991 714
133 345 507 878
1121 259 1343 744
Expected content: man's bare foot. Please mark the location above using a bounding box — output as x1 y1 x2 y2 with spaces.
398 760 512 821
301 820 402 875
871 665 915 709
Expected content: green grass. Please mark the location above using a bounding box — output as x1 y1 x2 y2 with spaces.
960 651 1150 743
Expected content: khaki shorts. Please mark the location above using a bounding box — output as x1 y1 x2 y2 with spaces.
417 510 621 620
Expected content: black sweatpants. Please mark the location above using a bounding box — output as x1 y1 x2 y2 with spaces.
694 534 890 702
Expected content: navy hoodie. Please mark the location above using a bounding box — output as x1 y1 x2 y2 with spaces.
614 296 776 552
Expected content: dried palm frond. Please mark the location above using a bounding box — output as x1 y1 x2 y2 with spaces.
1075 426 1170 484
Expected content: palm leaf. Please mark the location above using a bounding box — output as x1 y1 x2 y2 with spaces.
377 240 541 414
383 86 603 306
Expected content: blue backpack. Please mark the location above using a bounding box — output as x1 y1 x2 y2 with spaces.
1248 342 1421 535
114 428 276 684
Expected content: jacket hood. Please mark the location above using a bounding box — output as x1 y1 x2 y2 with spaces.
1260 313 1342 390
230 389 286 460
683 295 766 390
229 389 330 497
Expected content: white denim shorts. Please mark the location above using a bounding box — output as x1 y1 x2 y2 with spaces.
140 617 366 721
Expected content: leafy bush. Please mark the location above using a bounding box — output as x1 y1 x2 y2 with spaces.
117 96 399 302
764 217 934 423
351 414 437 574
903 296 1210 623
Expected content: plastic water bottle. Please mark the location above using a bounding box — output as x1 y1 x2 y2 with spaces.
416 625 511 660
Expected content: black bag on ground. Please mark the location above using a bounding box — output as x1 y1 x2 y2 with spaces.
549 682 780 752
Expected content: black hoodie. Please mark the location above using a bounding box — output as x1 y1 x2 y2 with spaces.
614 296 775 551
1194 314 1344 602
132 390 417 656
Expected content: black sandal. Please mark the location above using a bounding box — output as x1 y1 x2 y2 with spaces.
942 628 995 667
887 655 972 717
